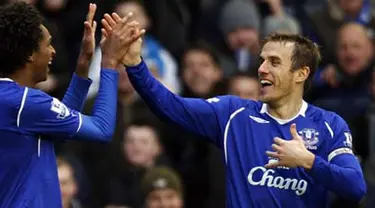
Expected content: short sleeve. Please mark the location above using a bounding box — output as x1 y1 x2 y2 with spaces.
20 88 82 137
325 113 354 162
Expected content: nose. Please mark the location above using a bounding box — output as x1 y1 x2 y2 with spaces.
257 61 269 74
51 45 56 56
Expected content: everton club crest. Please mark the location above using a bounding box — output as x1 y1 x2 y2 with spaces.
299 128 319 150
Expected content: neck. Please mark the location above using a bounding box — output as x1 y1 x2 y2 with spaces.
8 68 36 88
266 89 304 120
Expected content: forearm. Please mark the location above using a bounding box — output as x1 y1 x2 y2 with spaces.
62 73 92 111
126 60 216 136
308 154 366 202
75 69 118 141
127 60 193 125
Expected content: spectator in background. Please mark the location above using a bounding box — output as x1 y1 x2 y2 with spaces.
88 0 181 96
261 0 301 37
57 156 82 208
228 72 260 100
181 43 225 98
218 0 261 75
106 121 169 208
313 22 374 161
141 167 184 208
307 0 375 66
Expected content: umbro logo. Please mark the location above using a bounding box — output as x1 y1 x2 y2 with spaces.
249 115 270 123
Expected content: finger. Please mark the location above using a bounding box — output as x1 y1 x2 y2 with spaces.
104 13 117 28
265 161 281 169
86 3 97 24
271 144 282 152
290 123 301 140
128 29 146 43
273 137 285 145
118 21 139 39
120 12 133 25
101 19 112 32
101 28 108 39
111 12 122 23
84 21 92 36
92 20 97 33
265 150 279 158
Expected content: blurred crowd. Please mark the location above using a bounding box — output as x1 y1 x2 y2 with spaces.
2 0 375 207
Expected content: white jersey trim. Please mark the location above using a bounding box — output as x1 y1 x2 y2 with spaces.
224 107 245 164
328 147 353 162
17 87 28 127
77 113 83 133
324 122 334 138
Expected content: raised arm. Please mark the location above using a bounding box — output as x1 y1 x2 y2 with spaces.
62 3 97 111
20 13 144 142
101 13 241 146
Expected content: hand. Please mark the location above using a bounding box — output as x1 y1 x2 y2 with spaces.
265 124 315 170
102 13 145 66
321 64 339 88
76 3 97 78
100 12 144 69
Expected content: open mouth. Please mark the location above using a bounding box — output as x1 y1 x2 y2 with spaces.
48 60 53 68
260 79 273 88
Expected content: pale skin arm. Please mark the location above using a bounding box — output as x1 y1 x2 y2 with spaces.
265 123 315 170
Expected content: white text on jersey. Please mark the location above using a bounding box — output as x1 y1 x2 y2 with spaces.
247 166 307 196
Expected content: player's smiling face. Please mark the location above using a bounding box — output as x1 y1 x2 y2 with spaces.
31 25 56 83
257 41 296 103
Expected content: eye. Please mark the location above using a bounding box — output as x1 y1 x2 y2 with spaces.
271 61 279 67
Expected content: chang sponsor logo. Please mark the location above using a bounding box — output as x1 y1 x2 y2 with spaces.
247 166 307 196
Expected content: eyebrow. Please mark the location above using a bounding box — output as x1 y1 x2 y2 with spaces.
259 54 282 62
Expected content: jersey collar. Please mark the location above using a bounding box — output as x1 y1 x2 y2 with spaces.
260 100 308 125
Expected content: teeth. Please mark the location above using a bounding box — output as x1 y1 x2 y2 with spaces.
260 80 272 85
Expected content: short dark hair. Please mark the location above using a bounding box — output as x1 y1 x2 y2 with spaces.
183 41 220 67
0 2 43 77
261 33 321 91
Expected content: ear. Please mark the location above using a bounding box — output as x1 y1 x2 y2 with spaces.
28 53 36 62
295 66 310 83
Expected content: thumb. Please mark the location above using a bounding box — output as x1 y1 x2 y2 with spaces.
290 123 301 140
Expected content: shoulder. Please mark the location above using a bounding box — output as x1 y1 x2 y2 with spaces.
24 87 53 104
306 104 349 136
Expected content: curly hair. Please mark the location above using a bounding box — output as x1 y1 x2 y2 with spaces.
0 2 43 77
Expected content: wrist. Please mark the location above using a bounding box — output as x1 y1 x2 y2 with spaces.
101 58 119 69
301 151 315 171
123 56 142 67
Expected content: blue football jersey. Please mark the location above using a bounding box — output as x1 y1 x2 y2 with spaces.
127 60 365 208
0 78 82 208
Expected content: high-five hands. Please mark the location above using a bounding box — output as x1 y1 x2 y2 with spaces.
100 12 145 69
265 124 315 170
76 3 97 78
101 12 145 66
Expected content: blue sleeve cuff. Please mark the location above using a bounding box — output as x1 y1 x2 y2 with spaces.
100 68 119 74
125 60 150 87
71 73 93 89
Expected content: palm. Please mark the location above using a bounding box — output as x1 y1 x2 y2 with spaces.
79 3 97 60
